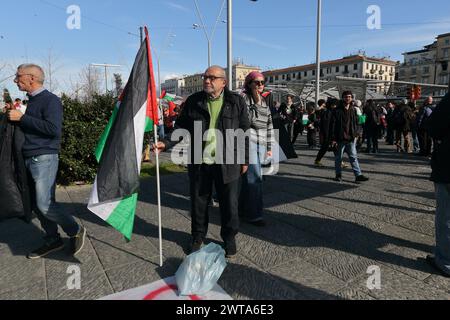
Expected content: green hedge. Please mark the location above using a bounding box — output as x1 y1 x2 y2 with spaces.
57 94 115 185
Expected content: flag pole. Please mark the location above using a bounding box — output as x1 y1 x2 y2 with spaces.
145 27 163 267
154 123 163 267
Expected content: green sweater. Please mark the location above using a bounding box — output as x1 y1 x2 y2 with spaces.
203 93 224 164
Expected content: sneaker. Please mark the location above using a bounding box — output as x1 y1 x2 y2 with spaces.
190 239 203 254
334 175 343 182
70 226 87 256
27 238 65 260
314 160 324 167
355 175 369 183
224 238 237 259
426 255 450 278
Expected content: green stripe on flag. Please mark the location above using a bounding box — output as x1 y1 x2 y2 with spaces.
145 116 154 133
95 105 119 163
106 193 138 241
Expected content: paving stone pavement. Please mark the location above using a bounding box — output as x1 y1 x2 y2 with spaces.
1 136 449 300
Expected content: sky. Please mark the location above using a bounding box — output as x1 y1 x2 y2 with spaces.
1 0 450 97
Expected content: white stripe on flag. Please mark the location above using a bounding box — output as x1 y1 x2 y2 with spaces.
134 101 147 172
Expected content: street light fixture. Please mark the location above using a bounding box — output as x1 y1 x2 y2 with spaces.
193 0 227 68
90 63 121 94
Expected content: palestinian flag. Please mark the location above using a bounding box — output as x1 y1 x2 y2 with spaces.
160 90 176 102
87 27 158 240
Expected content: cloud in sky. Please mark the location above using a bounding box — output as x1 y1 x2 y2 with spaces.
165 1 191 13
341 19 450 53
235 35 288 51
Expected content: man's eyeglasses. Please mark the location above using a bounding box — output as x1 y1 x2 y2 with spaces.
252 80 265 86
202 75 224 82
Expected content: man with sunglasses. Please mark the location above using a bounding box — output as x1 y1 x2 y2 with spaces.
7 64 86 259
330 91 369 184
154 66 250 259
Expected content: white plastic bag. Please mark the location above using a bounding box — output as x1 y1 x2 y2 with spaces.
175 243 227 296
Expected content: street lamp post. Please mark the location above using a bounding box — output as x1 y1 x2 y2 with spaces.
315 0 322 107
90 63 121 94
193 0 226 68
227 0 232 90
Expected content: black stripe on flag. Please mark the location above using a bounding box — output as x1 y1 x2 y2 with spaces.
96 41 150 202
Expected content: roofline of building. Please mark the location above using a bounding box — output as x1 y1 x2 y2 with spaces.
437 32 450 39
262 55 396 75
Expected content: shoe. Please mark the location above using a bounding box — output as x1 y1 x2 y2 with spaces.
27 238 65 260
426 255 450 278
224 238 237 259
334 175 343 182
244 219 266 227
355 175 369 183
190 239 203 253
314 161 324 167
70 226 87 256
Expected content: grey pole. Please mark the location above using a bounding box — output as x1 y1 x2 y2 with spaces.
315 0 322 107
227 0 233 90
140 27 144 44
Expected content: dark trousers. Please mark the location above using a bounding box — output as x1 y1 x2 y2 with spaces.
366 127 379 152
291 122 304 144
418 129 432 156
307 129 317 147
315 138 337 162
386 126 394 144
189 164 239 243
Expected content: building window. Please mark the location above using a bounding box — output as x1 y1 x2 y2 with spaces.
423 66 430 74
443 48 449 58
269 76 273 83
304 71 308 77
446 39 450 45
344 65 349 73
411 68 417 75
336 66 340 72
275 75 279 81
312 70 316 76
354 64 358 70
298 72 302 79
282 74 285 80
287 74 291 81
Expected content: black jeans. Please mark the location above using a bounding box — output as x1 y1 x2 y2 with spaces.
366 127 379 152
418 129 432 156
307 129 317 147
188 164 240 243
315 138 336 162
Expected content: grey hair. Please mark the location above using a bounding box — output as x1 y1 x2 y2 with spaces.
18 64 45 84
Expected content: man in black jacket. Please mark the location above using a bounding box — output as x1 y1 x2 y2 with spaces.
330 91 369 183
425 92 450 277
154 66 250 258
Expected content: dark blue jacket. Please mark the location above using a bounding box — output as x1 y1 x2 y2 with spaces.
19 89 63 158
428 93 450 183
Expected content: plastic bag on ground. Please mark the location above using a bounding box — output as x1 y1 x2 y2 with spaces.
175 242 227 296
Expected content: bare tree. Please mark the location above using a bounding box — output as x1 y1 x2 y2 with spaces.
113 73 123 97
41 48 63 92
76 65 101 101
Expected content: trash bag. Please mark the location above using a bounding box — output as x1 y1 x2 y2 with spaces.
175 243 227 296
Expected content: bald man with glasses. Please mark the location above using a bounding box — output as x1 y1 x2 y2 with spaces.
154 66 250 259
8 64 86 259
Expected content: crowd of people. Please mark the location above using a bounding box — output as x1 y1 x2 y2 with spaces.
1 63 449 278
